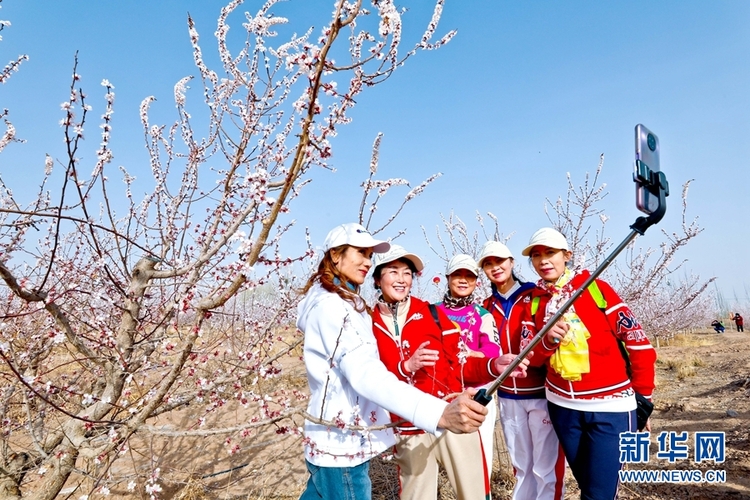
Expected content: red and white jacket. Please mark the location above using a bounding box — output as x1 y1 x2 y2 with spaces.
372 296 501 433
483 282 547 399
524 271 656 410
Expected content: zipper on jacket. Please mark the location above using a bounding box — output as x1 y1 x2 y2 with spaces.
391 302 401 341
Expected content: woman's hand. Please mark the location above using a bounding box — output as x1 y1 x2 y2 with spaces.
467 349 485 358
493 353 530 378
437 387 487 433
545 320 570 346
404 341 440 373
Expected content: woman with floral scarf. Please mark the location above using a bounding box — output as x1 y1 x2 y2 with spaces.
522 228 657 500
435 253 501 473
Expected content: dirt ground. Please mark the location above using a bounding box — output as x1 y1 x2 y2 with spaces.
371 328 750 500
614 329 750 500
160 328 750 499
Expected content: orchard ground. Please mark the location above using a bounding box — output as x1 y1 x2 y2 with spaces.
615 329 750 500
129 329 750 500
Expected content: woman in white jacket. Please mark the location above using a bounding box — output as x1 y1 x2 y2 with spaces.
297 223 520 500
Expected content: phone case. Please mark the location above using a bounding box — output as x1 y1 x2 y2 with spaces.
634 124 660 214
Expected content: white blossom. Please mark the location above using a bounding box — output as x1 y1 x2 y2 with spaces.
44 154 54 175
243 13 288 36
174 76 193 107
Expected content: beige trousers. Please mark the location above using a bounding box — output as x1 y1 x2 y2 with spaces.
394 430 490 500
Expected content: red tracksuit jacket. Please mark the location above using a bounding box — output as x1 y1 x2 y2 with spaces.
483 284 547 399
372 296 501 432
524 271 656 402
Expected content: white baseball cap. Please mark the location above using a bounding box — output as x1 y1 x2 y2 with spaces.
477 241 513 267
445 254 479 276
521 227 569 256
372 244 425 273
324 223 390 253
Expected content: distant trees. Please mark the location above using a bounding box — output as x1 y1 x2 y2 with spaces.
543 158 714 338
423 156 714 338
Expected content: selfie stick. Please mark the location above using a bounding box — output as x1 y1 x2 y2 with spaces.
474 164 669 406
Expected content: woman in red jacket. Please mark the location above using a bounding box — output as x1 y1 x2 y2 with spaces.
522 228 657 500
371 244 526 500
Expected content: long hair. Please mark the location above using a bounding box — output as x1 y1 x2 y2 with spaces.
301 245 368 313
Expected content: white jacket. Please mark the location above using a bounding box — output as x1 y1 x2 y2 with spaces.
297 284 448 467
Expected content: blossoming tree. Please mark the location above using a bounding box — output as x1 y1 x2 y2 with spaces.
0 1 451 498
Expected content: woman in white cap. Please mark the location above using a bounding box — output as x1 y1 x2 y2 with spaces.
435 253 501 473
478 241 566 500
297 223 498 500
521 227 656 500
370 244 527 500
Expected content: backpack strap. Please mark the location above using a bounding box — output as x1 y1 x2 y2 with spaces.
588 280 607 311
589 282 632 377
588 281 632 376
428 303 442 330
531 296 541 317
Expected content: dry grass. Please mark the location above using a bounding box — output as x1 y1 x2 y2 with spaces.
675 364 697 379
660 332 717 348
173 477 209 500
657 354 706 380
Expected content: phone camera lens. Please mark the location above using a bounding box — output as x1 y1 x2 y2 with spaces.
647 134 656 151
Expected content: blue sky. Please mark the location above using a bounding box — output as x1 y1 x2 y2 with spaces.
1 1 748 305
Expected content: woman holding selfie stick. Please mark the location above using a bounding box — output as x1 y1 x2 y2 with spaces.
297 223 498 500
478 241 566 500
522 228 656 500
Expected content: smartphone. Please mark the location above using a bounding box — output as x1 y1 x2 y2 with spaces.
634 124 660 214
